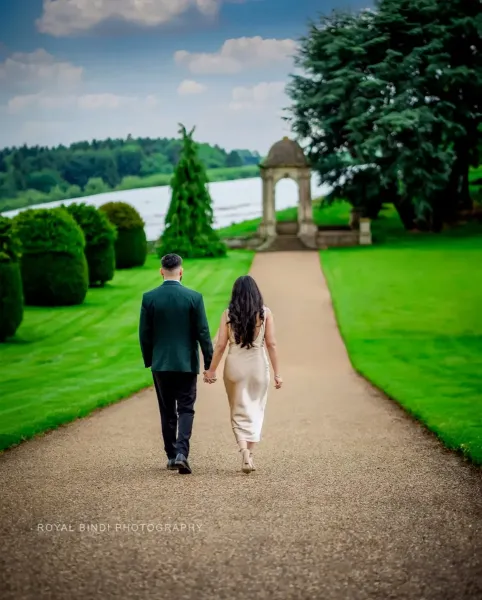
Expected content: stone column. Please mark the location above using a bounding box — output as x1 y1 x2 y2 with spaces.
297 170 317 248
298 172 315 234
258 173 268 237
258 171 276 239
265 173 276 237
297 177 304 229
359 218 372 245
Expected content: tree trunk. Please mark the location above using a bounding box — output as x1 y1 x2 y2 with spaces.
349 208 361 229
429 201 444 233
385 182 417 230
458 168 473 212
448 143 473 215
394 199 418 230
364 199 383 220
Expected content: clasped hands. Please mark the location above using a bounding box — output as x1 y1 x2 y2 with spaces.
203 370 217 384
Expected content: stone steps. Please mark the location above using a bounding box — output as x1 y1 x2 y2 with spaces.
258 234 312 252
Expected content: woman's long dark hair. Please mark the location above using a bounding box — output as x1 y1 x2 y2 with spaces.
228 276 264 349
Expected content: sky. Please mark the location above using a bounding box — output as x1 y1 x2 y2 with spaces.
0 0 370 154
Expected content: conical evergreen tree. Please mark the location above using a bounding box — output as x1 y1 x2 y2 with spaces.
158 124 226 258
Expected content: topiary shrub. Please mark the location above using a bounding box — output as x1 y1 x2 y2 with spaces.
0 216 24 342
13 208 89 306
65 203 117 286
158 124 227 259
99 201 147 268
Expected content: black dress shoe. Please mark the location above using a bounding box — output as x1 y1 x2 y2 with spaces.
175 453 192 474
167 458 177 470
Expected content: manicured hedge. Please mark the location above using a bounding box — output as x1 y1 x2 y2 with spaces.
13 208 89 306
99 201 147 268
0 216 23 342
65 203 117 286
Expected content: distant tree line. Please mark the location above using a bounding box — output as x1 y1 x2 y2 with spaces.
287 0 481 231
0 135 261 211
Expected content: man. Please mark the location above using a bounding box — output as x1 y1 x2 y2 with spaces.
139 253 213 474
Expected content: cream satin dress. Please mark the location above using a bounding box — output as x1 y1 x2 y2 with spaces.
223 307 270 442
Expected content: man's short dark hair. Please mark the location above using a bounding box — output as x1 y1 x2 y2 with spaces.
161 253 183 271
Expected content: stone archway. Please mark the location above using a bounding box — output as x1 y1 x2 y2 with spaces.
258 137 318 248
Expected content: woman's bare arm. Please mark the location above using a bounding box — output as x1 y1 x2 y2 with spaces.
265 310 282 387
205 311 229 376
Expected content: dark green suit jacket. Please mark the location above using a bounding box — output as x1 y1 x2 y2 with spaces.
139 280 213 374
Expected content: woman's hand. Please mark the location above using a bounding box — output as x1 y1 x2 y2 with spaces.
274 374 283 389
203 370 217 384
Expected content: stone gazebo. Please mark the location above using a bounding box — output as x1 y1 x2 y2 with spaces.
222 136 372 251
258 137 318 249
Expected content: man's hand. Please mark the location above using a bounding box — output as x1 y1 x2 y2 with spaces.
203 370 217 384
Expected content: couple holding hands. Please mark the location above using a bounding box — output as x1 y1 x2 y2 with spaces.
139 253 282 475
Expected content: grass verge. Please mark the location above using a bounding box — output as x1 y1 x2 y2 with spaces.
320 213 482 464
0 251 253 451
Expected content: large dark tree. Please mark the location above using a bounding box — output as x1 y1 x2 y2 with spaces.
287 0 482 231
367 0 482 228
158 124 226 259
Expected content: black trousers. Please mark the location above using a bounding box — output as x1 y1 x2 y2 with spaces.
152 371 197 459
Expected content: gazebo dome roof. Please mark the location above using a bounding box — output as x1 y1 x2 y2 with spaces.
262 137 309 168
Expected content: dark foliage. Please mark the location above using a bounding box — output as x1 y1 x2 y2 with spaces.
0 217 23 341
84 243 116 287
13 208 88 306
99 202 147 268
65 203 117 286
286 0 482 231
158 124 227 259
19 252 89 306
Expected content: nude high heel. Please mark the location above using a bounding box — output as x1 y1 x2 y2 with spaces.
241 449 252 474
249 452 256 471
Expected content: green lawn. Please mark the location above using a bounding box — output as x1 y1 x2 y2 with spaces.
218 199 352 238
0 252 253 451
321 216 482 464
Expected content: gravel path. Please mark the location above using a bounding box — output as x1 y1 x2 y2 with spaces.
1 252 481 600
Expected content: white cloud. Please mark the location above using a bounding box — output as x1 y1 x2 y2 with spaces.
196 100 291 153
7 92 153 114
7 94 73 113
177 80 207 95
145 94 160 110
77 93 136 110
3 93 291 155
36 0 227 36
0 49 83 88
229 81 286 111
174 36 297 75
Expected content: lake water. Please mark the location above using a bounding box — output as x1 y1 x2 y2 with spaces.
2 176 332 241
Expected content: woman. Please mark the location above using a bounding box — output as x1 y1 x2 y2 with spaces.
204 275 283 473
